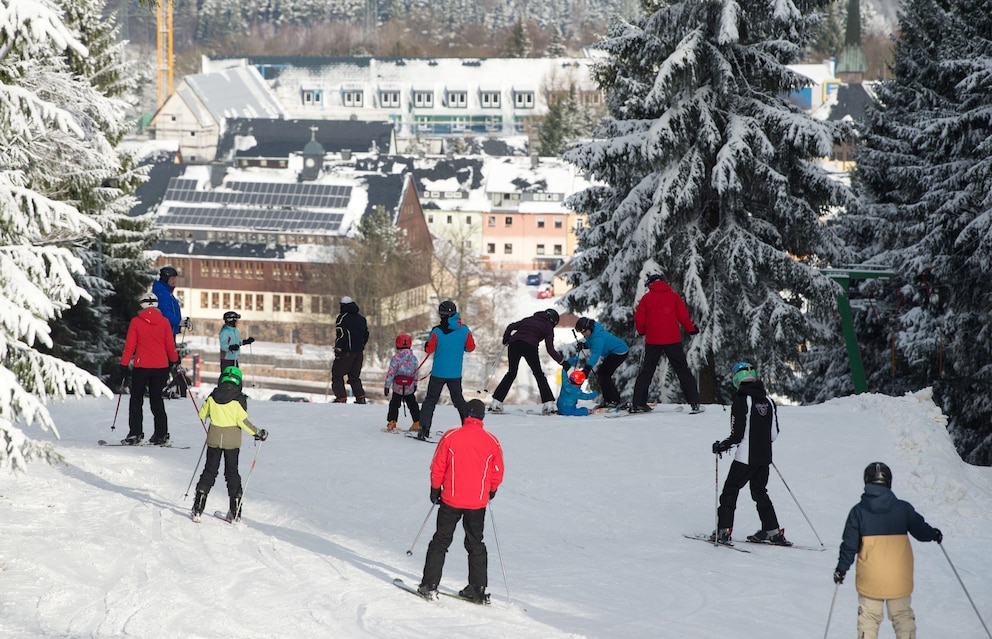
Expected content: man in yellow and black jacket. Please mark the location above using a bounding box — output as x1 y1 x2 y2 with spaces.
834 462 942 639
192 366 268 522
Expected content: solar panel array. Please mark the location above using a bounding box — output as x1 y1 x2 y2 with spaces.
159 206 345 232
163 178 351 209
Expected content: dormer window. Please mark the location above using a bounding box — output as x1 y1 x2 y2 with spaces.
343 90 363 107
480 91 501 108
413 90 434 108
302 89 323 106
514 90 535 109
380 90 400 107
446 90 468 108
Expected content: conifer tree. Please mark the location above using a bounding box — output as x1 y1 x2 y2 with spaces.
805 0 992 464
563 0 851 402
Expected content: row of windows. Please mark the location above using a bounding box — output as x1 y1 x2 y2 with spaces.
486 216 565 229
199 291 338 315
486 243 564 256
161 228 334 246
301 88 536 110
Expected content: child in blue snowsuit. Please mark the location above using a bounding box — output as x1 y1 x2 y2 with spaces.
557 358 598 416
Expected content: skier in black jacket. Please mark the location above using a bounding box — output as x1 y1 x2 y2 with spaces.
710 362 791 546
332 296 370 403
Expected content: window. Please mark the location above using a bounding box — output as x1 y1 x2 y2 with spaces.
284 295 293 313
413 90 434 108
295 296 304 313
211 292 220 309
302 89 323 105
504 243 513 254
504 216 513 227
233 293 242 310
487 243 496 254
466 215 472 224
380 90 400 107
446 215 453 224
427 214 434 224
514 90 535 108
554 244 563 256
487 216 496 227
492 193 503 207
200 292 209 309
554 218 564 229
480 91 500 108
222 292 230 308
273 295 281 312
245 294 253 311
537 217 545 229
446 90 468 108
255 294 265 311
536 244 545 255
343 90 363 107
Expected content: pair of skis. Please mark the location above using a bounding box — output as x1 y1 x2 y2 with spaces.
98 439 191 450
392 578 490 605
683 533 825 552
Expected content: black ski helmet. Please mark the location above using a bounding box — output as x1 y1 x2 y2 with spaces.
438 300 457 319
645 273 664 287
223 311 241 324
544 308 560 326
575 317 595 333
159 265 178 281
864 462 892 488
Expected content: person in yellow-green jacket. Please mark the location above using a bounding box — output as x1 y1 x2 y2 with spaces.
192 366 268 522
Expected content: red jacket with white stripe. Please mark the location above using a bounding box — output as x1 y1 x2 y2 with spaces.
430 417 504 510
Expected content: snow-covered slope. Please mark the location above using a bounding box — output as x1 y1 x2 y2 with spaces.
0 389 989 638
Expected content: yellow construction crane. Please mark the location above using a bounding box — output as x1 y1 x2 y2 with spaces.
156 0 173 108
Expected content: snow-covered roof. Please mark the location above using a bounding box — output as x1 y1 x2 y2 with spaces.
182 66 286 125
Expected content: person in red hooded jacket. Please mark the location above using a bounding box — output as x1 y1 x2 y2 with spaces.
630 274 702 413
417 399 504 604
119 292 180 445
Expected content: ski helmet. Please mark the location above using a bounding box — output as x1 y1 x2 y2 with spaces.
139 292 158 310
465 398 486 419
341 296 354 305
864 462 892 488
395 333 413 349
730 362 757 388
223 311 241 324
568 369 587 386
645 273 664 287
575 317 595 333
438 300 457 319
159 265 178 281
544 308 560 326
220 366 243 386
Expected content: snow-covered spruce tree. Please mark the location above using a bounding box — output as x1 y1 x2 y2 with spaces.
810 0 992 464
563 0 851 403
0 0 119 470
41 0 156 385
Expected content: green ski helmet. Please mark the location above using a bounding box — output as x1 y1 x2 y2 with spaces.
730 362 757 388
220 366 243 386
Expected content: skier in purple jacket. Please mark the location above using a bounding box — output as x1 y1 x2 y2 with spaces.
490 309 564 415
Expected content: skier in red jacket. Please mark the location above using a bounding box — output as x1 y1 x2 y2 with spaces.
418 399 504 603
630 273 702 413
119 293 180 445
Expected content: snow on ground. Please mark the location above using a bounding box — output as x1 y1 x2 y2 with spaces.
1 387 990 638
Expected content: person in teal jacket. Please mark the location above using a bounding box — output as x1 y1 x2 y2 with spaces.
557 362 598 416
219 311 254 373
417 300 475 440
574 317 629 409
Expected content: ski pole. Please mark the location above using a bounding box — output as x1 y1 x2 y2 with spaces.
714 453 720 547
488 502 510 603
771 461 825 547
479 344 506 394
187 387 208 433
939 542 992 638
406 503 437 556
110 377 126 431
823 583 840 639
235 438 264 519
183 436 209 500
247 342 255 388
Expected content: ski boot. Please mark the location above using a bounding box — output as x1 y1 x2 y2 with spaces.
488 399 504 414
226 493 243 522
191 490 208 523
748 528 792 546
386 420 398 432
458 585 490 604
689 404 705 414
149 433 170 446
709 528 732 544
541 401 557 415
409 421 420 432
628 404 653 414
417 583 438 600
122 434 143 446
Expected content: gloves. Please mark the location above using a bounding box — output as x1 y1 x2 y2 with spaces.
933 528 943 544
833 569 845 584
489 490 497 500
181 317 192 330
384 387 390 397
712 440 730 456
242 337 255 345
430 487 442 504
562 361 571 372
254 429 268 441
119 364 129 377
582 366 592 378
229 344 240 352
170 361 182 376
576 341 588 351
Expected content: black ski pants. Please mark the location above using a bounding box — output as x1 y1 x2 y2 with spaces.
631 342 699 407
418 376 466 435
332 351 366 401
492 341 555 403
196 447 242 498
128 367 169 439
387 392 421 423
594 352 628 405
421 502 488 590
717 460 779 531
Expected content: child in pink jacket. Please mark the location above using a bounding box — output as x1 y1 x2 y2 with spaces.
384 333 421 431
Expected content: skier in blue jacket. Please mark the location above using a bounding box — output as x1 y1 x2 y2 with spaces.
417 300 475 440
556 363 598 416
219 311 254 372
152 265 184 336
574 317 629 409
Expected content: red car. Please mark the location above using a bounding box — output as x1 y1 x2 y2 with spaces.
537 286 554 299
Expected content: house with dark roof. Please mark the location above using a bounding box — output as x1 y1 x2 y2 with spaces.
216 118 397 165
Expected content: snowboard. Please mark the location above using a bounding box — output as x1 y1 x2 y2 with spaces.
683 533 751 553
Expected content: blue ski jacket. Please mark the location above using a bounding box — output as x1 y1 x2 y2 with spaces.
425 313 475 378
583 322 629 369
